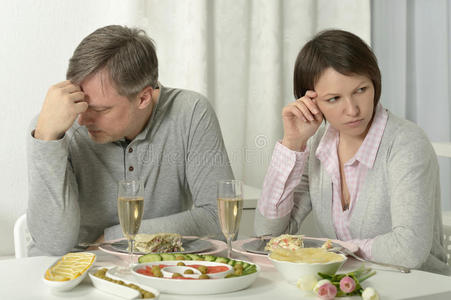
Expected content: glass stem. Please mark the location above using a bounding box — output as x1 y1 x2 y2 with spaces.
129 239 135 268
227 237 232 258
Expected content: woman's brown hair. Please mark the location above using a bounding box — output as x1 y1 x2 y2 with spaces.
293 29 381 108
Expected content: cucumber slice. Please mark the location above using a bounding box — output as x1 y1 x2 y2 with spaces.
227 260 236 266
215 256 229 264
138 253 162 263
243 269 257 275
203 255 216 262
187 254 202 260
160 253 176 261
243 265 257 275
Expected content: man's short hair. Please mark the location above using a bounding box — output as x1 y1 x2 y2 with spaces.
66 25 158 99
293 29 381 108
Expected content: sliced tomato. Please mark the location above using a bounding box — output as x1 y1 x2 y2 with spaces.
206 266 229 273
136 268 153 276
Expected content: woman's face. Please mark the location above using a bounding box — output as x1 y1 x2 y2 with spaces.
314 67 375 140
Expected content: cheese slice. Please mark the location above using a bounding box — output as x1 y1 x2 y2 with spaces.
45 252 95 281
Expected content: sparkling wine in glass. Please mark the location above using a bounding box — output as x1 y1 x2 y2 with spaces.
217 180 243 258
118 179 144 269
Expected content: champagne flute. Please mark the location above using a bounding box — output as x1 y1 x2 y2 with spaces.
217 180 243 258
117 179 144 270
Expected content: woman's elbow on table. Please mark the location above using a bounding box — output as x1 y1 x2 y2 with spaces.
396 245 430 269
372 236 431 269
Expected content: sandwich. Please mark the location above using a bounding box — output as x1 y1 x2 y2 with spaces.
264 234 304 252
134 233 184 253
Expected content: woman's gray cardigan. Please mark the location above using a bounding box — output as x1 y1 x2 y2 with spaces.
255 111 449 274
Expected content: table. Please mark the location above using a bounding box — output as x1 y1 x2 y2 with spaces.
1 245 451 300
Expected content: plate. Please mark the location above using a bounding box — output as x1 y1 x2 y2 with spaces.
241 237 359 255
89 266 160 299
115 259 260 295
100 237 214 256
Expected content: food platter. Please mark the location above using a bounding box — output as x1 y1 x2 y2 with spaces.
100 237 213 256
240 237 359 255
120 258 260 295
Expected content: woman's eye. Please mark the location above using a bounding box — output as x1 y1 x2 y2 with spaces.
356 87 367 93
327 97 338 103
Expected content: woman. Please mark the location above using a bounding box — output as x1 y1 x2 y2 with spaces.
254 29 448 274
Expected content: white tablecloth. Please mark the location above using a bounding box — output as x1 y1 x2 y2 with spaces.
1 245 451 300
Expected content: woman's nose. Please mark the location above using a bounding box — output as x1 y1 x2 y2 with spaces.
344 98 360 116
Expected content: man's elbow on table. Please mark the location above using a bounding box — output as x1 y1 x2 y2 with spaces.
28 221 80 256
31 236 79 256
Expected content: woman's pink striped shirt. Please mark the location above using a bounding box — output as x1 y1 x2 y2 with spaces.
257 104 388 259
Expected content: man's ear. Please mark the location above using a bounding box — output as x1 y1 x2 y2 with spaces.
136 86 153 109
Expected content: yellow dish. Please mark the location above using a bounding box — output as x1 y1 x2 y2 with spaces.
269 247 344 264
45 252 96 282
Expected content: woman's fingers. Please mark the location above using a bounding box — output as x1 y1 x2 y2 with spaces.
294 100 315 121
304 90 317 99
284 104 307 122
293 90 322 122
302 97 319 115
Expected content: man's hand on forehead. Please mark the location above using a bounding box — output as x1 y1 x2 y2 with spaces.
34 80 88 141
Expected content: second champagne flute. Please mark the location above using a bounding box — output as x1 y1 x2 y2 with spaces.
217 180 243 258
117 179 144 270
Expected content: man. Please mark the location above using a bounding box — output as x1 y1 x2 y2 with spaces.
27 25 233 256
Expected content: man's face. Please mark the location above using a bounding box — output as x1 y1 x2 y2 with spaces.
78 69 139 143
314 67 375 140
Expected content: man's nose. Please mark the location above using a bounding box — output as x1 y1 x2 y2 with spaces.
78 111 93 126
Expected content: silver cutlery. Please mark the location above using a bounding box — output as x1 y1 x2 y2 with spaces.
331 246 411 273
78 240 128 248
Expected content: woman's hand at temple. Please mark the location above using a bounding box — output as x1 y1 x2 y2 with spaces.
281 90 323 151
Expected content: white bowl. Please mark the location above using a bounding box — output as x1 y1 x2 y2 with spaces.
268 254 347 285
42 255 96 292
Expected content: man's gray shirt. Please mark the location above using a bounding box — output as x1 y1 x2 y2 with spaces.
27 85 234 256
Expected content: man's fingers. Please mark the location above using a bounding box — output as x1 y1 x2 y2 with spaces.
63 83 81 94
69 91 85 102
74 101 88 114
54 80 72 88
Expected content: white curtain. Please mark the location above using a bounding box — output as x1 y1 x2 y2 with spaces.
137 0 371 188
371 0 451 209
